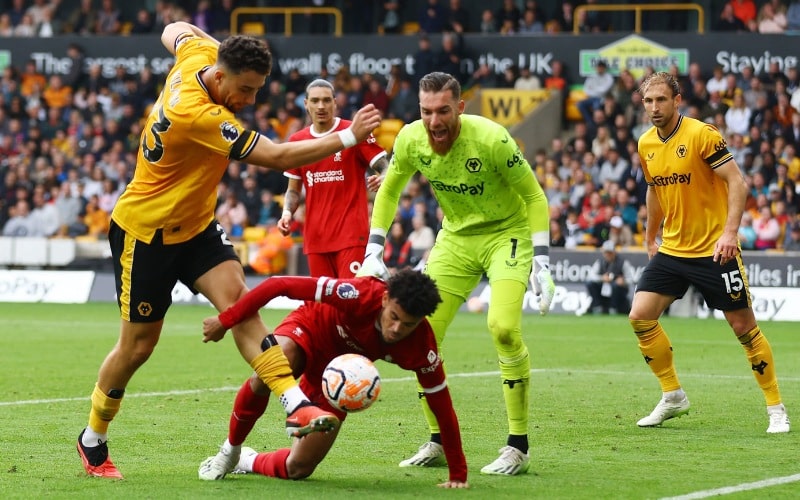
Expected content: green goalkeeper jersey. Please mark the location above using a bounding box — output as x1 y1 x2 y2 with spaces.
372 114 548 237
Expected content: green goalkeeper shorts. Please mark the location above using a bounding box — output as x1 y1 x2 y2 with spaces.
424 227 532 301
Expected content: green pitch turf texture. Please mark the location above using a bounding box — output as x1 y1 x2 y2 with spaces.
1 302 797 499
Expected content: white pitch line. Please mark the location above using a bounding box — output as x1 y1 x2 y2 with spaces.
660 473 800 500
1 368 798 407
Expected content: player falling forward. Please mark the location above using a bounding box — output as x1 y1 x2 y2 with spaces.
76 21 381 479
632 71 790 433
198 270 468 488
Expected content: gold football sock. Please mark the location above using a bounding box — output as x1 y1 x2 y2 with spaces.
88 383 123 434
738 326 782 406
250 345 296 398
631 319 681 392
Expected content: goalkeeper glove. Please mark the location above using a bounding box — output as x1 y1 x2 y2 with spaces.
531 254 555 315
357 241 389 280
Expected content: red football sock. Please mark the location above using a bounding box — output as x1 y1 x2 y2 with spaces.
229 378 269 446
252 448 290 478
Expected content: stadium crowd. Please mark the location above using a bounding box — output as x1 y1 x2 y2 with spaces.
1 0 800 275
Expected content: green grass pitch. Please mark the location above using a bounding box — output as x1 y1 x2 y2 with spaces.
0 302 797 499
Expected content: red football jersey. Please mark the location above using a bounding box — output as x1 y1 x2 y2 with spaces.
217 274 467 482
286 118 386 254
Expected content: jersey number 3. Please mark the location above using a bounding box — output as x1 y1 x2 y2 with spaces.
142 106 172 162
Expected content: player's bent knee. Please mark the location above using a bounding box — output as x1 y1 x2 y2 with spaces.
286 460 318 480
487 318 520 347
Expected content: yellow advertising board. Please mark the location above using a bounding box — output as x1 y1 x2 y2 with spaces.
480 89 550 127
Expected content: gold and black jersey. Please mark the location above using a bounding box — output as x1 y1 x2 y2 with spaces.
112 34 259 244
638 115 734 257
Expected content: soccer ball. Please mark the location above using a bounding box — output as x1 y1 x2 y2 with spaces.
321 353 381 412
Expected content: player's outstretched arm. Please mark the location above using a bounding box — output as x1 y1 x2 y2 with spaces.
161 22 218 54
246 105 381 172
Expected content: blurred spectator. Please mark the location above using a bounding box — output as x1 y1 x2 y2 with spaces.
577 60 614 128
95 0 121 35
754 204 781 249
130 8 154 34
715 2 749 31
0 13 13 36
215 190 248 239
407 212 435 266
479 9 497 34
362 79 390 117
211 0 235 35
545 59 569 93
585 240 635 315
29 184 60 237
192 0 215 34
412 34 436 85
757 0 787 33
2 199 36 236
553 0 575 32
63 0 97 34
514 66 541 90
419 0 447 33
518 7 544 33
43 75 73 110
434 32 465 83
97 178 120 214
607 214 635 248
725 91 752 136
14 14 37 37
729 0 758 26
270 108 302 143
498 65 518 88
7 0 26 27
284 68 308 97
20 60 47 99
388 77 419 123
784 221 800 250
239 175 262 226
383 221 412 273
36 5 58 37
495 0 522 32
63 44 86 90
53 180 86 237
739 211 758 249
591 125 616 159
706 65 727 95
788 0 800 30
256 189 282 228
598 147 628 186
380 0 402 34
83 193 110 238
446 0 470 33
581 0 611 32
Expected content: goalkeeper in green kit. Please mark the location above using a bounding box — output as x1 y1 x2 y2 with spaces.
358 72 555 475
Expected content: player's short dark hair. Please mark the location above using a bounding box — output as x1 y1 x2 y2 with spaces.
639 72 682 98
306 78 335 94
217 35 272 76
386 269 442 318
418 71 461 101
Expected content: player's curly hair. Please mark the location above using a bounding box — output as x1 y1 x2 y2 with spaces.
419 71 461 100
217 35 272 76
386 269 442 318
639 72 682 98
